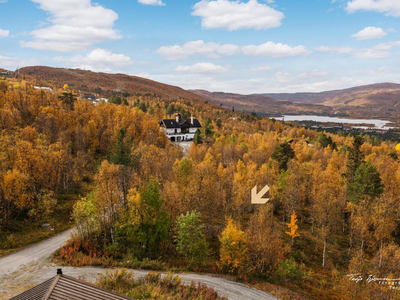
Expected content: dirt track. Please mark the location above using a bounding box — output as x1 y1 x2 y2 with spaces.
0 229 277 300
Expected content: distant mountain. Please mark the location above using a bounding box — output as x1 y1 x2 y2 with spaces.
18 66 207 102
260 83 400 108
193 83 400 120
191 90 331 116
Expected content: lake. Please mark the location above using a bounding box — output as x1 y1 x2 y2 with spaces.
273 115 396 130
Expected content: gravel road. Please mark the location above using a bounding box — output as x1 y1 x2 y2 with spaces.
0 229 74 277
0 229 278 300
175 141 192 156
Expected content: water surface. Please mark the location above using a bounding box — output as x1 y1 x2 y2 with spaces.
273 115 395 130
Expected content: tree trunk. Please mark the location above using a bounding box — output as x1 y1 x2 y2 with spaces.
379 239 383 269
360 230 364 256
348 234 353 255
322 237 326 268
110 226 115 244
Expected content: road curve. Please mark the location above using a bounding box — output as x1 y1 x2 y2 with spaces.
0 229 278 300
0 228 74 277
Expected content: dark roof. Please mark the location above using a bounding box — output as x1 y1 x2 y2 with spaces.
80 94 97 100
10 273 132 300
10 277 54 300
160 118 202 129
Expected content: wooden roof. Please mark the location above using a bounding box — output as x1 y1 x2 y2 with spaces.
10 271 133 300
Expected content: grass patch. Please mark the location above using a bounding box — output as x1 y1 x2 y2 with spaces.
96 269 227 300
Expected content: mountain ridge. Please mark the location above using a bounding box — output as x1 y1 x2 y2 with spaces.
18 66 208 103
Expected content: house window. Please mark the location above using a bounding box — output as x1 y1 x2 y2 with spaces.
175 129 177 134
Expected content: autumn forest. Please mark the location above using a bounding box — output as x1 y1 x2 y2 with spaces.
1 69 400 299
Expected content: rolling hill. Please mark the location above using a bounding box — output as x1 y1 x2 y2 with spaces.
191 90 332 116
18 66 207 102
193 83 400 120
261 83 400 109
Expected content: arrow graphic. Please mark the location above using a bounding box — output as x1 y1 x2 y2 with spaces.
251 185 270 204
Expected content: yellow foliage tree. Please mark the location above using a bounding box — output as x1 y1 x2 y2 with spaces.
219 218 248 273
286 210 300 246
0 169 33 224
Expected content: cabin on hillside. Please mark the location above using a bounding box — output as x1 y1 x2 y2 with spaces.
160 113 202 142
80 93 97 101
10 269 131 300
80 93 107 105
1 71 15 78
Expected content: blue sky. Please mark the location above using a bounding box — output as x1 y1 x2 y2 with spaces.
0 0 400 93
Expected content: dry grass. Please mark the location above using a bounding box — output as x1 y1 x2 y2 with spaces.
96 269 227 300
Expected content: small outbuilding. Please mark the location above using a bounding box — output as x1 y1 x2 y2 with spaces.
10 269 132 300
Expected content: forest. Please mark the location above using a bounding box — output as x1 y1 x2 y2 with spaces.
1 74 400 300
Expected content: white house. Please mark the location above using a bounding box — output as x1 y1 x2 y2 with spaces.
34 86 53 92
160 113 202 142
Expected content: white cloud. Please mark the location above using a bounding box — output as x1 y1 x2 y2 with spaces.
178 77 214 87
251 65 273 71
353 48 390 59
0 55 39 68
274 69 329 80
158 40 311 60
0 29 9 37
366 66 391 75
54 49 132 72
317 45 391 59
316 46 354 54
158 40 310 60
192 0 284 31
21 0 121 52
351 26 387 40
373 40 400 50
274 72 293 79
346 0 400 17
157 40 240 60
298 69 329 78
138 0 165 6
317 45 392 59
175 62 231 74
242 41 312 58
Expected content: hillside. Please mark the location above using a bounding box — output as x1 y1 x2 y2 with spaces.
262 83 400 119
191 89 332 116
261 83 400 105
19 66 208 102
192 83 400 120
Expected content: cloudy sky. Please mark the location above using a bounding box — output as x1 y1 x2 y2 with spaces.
1 0 400 93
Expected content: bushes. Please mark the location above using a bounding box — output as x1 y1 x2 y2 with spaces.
57 237 110 267
276 258 305 282
96 269 227 300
